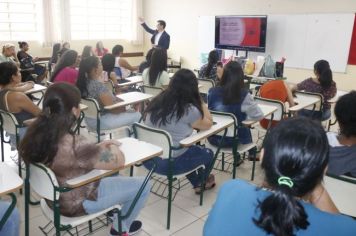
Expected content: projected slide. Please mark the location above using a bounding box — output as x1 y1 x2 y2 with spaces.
219 17 262 47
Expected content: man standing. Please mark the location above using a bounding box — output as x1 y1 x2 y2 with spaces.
139 17 170 50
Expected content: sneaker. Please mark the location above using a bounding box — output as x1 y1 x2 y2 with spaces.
129 220 142 235
110 227 127 236
110 221 142 236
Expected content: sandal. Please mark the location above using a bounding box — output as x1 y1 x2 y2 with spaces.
194 174 216 194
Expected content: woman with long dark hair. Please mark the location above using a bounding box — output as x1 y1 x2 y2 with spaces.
142 48 169 88
48 43 61 72
199 50 219 80
143 69 215 193
102 53 120 84
76 56 140 131
81 45 95 60
50 50 79 84
19 83 149 236
207 61 263 159
291 59 336 120
205 117 356 236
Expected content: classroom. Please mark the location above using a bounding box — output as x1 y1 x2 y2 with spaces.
1 0 356 235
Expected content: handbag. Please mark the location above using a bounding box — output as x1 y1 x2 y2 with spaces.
20 57 34 70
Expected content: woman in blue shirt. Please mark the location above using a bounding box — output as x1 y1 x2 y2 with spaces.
204 117 356 236
207 61 263 158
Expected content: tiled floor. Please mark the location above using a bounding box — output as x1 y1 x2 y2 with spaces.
3 120 338 236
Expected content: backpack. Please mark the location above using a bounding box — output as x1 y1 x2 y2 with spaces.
261 55 275 78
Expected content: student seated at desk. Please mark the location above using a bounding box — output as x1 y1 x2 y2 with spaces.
138 48 154 73
95 41 108 57
327 91 356 177
76 56 141 130
207 61 263 160
81 45 95 60
102 53 120 84
50 50 79 85
0 200 20 236
112 45 138 79
48 43 61 72
17 41 48 83
142 48 169 89
19 83 149 236
291 60 336 121
0 43 20 67
143 69 215 194
259 80 295 129
0 62 41 149
204 117 356 236
199 50 219 80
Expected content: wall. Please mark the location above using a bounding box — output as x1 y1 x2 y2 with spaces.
142 0 356 90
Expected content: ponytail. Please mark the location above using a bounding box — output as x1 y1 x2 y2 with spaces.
204 50 219 78
314 60 333 89
255 117 329 236
19 83 81 165
254 187 309 236
76 56 100 98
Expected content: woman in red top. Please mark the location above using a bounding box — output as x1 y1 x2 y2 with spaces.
95 41 108 57
259 80 295 129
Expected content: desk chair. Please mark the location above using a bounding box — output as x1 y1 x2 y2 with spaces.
24 163 151 236
204 111 257 180
80 98 130 142
141 85 163 98
324 173 356 218
0 110 24 178
294 91 324 118
197 78 215 103
254 97 285 145
133 122 206 230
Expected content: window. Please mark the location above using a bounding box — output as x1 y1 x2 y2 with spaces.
0 0 43 41
69 0 132 40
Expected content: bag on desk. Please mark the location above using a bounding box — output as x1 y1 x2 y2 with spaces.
244 59 255 75
20 57 34 70
275 62 284 78
260 55 275 78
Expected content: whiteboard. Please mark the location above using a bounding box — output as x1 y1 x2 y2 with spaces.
198 14 355 72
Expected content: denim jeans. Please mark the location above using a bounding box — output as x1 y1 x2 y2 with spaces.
207 125 253 147
0 201 20 236
298 108 331 121
143 145 214 188
82 176 150 233
85 111 141 131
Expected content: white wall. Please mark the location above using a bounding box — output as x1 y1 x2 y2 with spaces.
142 0 356 90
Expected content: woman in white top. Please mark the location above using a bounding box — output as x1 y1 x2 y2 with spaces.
112 45 138 79
142 48 170 89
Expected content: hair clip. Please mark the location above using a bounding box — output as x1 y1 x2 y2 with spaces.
277 176 294 188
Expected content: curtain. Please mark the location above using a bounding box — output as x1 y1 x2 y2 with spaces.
130 0 143 45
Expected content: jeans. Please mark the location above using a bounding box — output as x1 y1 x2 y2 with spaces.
83 176 150 233
207 125 253 147
85 111 141 131
143 145 214 188
0 201 20 236
207 126 254 155
298 108 331 121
